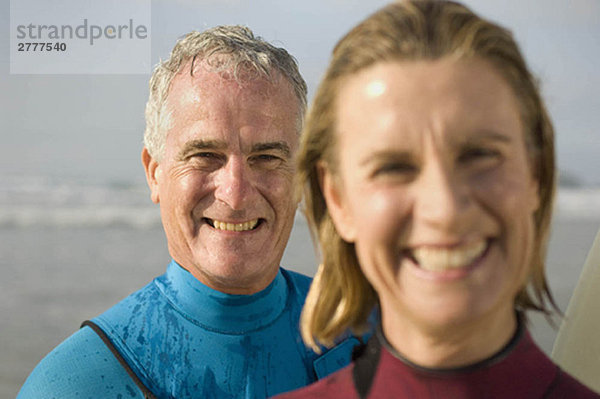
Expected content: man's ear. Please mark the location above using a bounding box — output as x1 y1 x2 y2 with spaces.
319 162 357 243
141 147 161 204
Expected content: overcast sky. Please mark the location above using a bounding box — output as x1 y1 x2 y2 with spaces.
1 0 599 185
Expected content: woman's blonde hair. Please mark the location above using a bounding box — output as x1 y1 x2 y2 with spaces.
299 0 557 351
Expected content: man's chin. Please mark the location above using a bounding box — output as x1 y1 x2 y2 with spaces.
186 261 279 295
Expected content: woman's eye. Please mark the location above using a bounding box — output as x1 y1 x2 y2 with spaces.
458 147 501 163
373 162 417 177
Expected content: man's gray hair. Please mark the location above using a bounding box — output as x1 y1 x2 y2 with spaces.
144 25 308 160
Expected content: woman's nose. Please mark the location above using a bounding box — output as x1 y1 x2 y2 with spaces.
413 161 473 232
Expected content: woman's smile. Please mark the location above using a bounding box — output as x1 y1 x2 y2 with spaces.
407 239 489 272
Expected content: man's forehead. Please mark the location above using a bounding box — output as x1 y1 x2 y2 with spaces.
165 60 300 128
168 58 285 101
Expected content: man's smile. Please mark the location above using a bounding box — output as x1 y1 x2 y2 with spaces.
204 218 261 232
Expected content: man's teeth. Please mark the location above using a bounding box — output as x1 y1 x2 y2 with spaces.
212 219 259 232
411 241 487 271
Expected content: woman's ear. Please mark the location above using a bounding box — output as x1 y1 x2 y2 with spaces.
527 153 541 213
528 175 540 214
141 147 161 204
319 161 357 242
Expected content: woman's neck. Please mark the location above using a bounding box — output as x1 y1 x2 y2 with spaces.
380 305 518 369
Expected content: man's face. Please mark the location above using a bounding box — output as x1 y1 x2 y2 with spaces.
143 64 300 295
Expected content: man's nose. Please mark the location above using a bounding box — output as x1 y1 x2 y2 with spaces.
214 157 255 210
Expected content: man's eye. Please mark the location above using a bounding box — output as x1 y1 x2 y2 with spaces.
250 154 284 167
186 152 225 170
255 154 279 161
194 152 219 159
188 152 225 162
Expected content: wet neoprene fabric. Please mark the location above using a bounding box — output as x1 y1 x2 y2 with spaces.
275 321 600 399
18 260 358 398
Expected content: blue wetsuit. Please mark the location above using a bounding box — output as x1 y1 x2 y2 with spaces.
18 260 358 398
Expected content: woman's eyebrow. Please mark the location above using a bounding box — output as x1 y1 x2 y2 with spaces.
360 150 414 167
467 130 513 143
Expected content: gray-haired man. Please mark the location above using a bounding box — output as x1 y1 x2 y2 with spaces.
18 26 359 399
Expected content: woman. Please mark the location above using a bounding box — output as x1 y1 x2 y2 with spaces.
276 1 599 398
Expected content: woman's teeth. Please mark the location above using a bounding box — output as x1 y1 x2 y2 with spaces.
211 219 259 232
411 240 487 271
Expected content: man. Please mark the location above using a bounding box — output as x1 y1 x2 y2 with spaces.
18 26 359 399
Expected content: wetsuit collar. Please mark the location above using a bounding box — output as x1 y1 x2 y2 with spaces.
153 260 288 334
377 312 525 374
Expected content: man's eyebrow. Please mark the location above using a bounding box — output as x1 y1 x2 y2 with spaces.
251 142 291 158
177 139 227 160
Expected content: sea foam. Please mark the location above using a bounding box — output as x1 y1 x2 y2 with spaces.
1 175 599 228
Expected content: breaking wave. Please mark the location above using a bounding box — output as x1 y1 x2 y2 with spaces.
1 175 599 228
0 175 160 228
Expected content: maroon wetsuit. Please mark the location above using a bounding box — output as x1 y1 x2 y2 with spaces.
275 321 599 399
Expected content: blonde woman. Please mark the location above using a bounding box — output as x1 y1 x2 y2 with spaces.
276 1 599 398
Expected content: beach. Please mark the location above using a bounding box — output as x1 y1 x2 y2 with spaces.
2 191 599 397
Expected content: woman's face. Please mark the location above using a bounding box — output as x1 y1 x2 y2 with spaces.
324 59 539 333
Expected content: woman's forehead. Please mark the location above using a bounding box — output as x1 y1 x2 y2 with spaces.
333 59 523 148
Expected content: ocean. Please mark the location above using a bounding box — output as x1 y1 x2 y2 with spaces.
2 176 600 398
